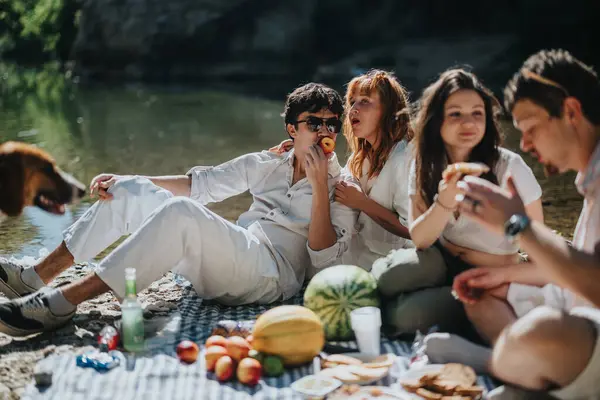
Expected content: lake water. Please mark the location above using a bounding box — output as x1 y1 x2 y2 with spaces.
0 63 582 260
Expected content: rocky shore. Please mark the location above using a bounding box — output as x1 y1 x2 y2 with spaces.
0 262 184 400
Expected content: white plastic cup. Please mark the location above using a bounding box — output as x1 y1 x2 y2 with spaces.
350 307 382 356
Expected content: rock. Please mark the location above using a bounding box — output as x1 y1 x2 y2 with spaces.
0 382 10 397
42 345 57 357
33 363 53 387
88 310 101 318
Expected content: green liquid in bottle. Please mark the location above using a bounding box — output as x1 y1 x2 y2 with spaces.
121 268 145 352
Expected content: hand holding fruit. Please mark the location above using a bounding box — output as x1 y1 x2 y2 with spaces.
305 144 329 189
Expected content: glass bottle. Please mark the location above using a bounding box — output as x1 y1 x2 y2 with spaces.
121 268 144 352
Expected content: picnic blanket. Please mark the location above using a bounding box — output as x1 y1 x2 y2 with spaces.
23 283 496 400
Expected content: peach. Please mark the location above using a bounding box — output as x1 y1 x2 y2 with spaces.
237 357 262 386
245 335 253 345
176 340 199 364
318 137 335 154
204 345 228 371
215 355 235 382
205 335 229 348
225 336 251 361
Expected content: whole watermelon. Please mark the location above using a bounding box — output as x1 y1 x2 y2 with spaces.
304 265 380 340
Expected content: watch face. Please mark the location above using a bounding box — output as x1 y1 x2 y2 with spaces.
506 214 529 237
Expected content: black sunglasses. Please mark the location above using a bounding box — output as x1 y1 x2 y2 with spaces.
296 116 342 134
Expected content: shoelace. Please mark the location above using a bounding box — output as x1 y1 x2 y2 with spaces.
19 293 48 315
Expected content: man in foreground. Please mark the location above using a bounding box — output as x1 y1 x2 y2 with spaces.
452 49 600 399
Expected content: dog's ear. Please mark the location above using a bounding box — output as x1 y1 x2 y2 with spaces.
0 152 26 217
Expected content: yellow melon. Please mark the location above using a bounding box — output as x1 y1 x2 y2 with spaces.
251 305 325 366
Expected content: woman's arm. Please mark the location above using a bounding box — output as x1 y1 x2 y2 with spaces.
358 197 410 238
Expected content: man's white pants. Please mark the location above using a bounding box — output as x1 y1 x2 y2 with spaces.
62 177 281 305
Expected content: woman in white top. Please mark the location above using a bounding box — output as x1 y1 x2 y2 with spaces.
372 69 544 337
335 70 415 269
271 70 415 270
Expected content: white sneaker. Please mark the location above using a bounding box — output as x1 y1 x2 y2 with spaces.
0 288 75 336
0 257 38 299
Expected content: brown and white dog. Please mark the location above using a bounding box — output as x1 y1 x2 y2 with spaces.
0 141 86 217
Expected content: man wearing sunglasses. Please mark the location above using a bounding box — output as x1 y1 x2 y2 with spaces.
443 50 600 399
0 83 356 336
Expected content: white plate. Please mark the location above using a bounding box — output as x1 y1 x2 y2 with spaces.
291 374 342 398
345 386 414 399
319 352 394 385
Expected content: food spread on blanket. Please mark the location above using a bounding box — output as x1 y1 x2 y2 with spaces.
398 363 484 399
441 162 490 181
203 305 324 386
198 267 486 399
318 353 394 384
304 264 380 340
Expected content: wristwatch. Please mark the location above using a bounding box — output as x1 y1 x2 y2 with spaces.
504 214 530 241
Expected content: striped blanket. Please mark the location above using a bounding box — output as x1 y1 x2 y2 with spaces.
23 286 496 399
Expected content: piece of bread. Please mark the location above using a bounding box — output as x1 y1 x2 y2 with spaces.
346 365 388 381
454 385 484 397
442 162 490 181
398 377 421 393
318 366 361 383
416 388 443 400
324 354 363 366
428 379 461 396
437 363 477 386
362 353 395 369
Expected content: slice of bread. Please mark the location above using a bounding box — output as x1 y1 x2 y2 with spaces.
346 365 388 381
442 162 490 181
324 354 363 366
362 353 395 369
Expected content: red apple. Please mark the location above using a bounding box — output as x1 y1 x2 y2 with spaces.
215 355 235 382
176 340 199 364
237 357 262 386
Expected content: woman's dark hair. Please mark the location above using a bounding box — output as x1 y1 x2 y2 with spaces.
414 68 503 207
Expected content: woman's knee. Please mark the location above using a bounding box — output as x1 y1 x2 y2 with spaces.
383 287 465 335
372 246 446 297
